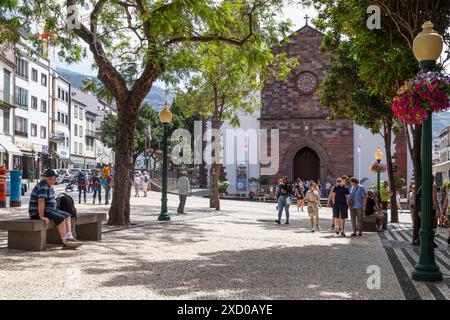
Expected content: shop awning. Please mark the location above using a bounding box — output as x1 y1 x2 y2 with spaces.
0 137 23 156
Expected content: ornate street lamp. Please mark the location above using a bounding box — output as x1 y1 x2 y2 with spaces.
411 21 443 282
374 147 383 196
158 102 172 221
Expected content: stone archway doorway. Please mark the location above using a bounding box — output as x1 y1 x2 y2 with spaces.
293 147 320 181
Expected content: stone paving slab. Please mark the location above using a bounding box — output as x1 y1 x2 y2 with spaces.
0 193 421 299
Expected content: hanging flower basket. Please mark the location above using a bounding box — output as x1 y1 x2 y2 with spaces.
370 162 387 173
391 70 450 125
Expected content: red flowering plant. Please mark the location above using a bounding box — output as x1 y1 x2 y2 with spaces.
370 162 387 173
391 70 450 125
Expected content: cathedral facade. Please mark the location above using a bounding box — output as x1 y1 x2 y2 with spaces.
260 24 354 183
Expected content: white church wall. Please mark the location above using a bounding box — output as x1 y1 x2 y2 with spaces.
353 124 412 190
353 125 389 190
205 109 261 196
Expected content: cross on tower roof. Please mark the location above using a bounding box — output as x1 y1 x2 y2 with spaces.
304 14 310 25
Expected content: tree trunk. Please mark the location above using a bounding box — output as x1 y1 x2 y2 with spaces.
107 100 138 226
199 116 208 188
383 119 398 223
210 87 221 210
412 125 422 242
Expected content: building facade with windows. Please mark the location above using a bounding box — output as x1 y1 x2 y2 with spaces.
13 50 50 179
71 87 115 167
70 98 86 168
49 71 71 168
0 49 22 169
84 110 97 169
433 126 450 185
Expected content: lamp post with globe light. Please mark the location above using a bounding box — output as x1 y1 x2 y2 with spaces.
158 102 172 221
411 21 443 282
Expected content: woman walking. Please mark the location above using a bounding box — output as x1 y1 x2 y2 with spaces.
294 179 305 212
306 182 321 232
134 173 143 197
275 176 291 225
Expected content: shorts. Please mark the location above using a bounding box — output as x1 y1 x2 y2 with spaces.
333 203 348 219
30 209 72 226
308 206 319 218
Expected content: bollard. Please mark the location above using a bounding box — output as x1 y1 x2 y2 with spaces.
0 166 6 208
9 170 22 207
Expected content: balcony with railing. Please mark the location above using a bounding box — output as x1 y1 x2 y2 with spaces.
14 130 28 137
49 131 65 142
85 129 97 138
0 90 14 108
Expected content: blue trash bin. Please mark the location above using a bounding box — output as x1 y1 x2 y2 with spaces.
9 170 22 207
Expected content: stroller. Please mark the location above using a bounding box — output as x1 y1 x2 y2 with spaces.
65 180 75 192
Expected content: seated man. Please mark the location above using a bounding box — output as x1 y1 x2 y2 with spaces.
28 169 83 248
259 188 267 202
248 190 256 201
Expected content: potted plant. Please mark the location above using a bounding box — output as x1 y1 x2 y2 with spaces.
258 175 269 186
392 70 450 124
218 180 229 197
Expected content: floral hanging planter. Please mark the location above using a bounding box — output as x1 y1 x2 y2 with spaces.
370 162 387 173
391 70 450 125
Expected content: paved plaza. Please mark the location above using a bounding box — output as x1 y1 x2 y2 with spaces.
0 192 449 300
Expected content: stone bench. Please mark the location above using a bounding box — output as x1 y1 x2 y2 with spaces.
362 215 378 232
0 213 106 251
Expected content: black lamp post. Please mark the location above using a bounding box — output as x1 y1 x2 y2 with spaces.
158 102 172 221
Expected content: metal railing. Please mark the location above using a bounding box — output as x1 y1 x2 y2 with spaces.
0 90 12 105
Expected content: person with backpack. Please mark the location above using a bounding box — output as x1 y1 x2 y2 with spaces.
77 171 88 204
90 172 102 204
103 173 113 205
28 169 83 248
142 171 150 197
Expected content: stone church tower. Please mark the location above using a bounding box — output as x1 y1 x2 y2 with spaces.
260 24 354 183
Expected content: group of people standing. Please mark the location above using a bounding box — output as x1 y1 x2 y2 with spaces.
77 169 114 205
275 175 390 237
407 180 450 245
133 171 151 197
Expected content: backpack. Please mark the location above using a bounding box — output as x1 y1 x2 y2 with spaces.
56 193 77 217
77 172 86 186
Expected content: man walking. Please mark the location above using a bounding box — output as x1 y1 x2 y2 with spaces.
349 177 367 236
77 170 88 204
90 172 102 204
380 181 392 230
331 177 350 237
176 171 190 214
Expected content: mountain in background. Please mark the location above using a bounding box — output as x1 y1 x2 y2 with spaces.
56 67 172 110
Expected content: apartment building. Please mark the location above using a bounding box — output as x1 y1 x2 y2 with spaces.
85 110 97 169
0 49 22 170
13 50 50 179
71 98 86 168
71 87 116 167
50 72 71 168
433 126 450 184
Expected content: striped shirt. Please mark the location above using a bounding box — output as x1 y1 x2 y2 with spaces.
28 180 57 217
